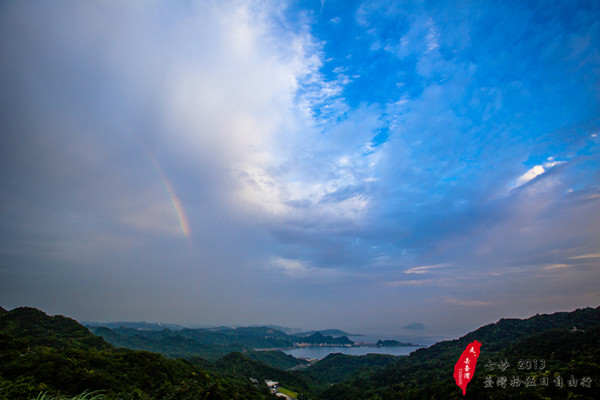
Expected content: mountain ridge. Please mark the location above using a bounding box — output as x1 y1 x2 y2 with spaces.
321 306 600 400
2 305 599 399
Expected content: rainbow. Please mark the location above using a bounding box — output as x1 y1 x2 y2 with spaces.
128 131 191 238
148 156 191 238
161 174 191 238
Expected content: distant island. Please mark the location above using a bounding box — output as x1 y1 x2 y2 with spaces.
294 329 350 337
292 332 354 347
375 339 421 347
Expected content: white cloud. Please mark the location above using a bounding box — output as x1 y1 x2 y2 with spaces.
404 263 452 274
543 263 573 270
425 18 440 52
543 160 565 169
511 159 566 189
514 165 546 187
234 101 383 224
121 0 377 229
160 3 310 172
270 257 347 280
569 253 600 260
272 257 311 277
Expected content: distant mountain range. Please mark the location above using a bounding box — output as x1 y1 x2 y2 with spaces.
375 339 421 347
84 321 351 337
87 325 354 360
84 321 186 331
1 305 599 399
294 329 350 337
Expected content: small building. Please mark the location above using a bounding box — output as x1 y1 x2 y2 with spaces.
265 380 279 394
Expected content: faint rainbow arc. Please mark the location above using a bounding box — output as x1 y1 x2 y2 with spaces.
127 130 191 239
147 155 191 238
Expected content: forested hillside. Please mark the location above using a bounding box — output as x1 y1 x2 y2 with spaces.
88 325 354 361
0 307 275 400
2 306 599 399
321 307 600 400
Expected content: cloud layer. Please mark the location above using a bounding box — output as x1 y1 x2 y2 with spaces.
1 0 599 337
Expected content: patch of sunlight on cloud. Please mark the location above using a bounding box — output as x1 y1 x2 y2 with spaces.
404 263 452 274
238 162 371 223
510 158 566 189
569 253 600 260
270 257 348 280
272 257 311 277
543 263 573 270
514 165 545 187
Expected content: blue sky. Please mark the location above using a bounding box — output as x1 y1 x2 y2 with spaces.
1 0 599 337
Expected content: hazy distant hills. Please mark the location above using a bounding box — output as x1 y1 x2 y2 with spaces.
294 329 350 337
84 321 186 331
88 324 354 360
1 305 599 399
84 321 348 337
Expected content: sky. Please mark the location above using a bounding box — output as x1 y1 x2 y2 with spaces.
1 0 599 338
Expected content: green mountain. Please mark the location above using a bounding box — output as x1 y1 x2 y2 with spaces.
320 307 600 400
0 307 110 351
375 339 419 347
244 350 309 370
301 353 399 385
293 332 353 346
295 329 350 338
210 352 321 395
89 325 290 360
85 321 185 331
90 326 247 360
89 325 355 360
3 305 599 400
0 307 275 400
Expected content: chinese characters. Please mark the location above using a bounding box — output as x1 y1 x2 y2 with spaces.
482 358 593 390
453 340 482 395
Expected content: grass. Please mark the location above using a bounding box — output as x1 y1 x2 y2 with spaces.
33 391 106 400
277 387 298 399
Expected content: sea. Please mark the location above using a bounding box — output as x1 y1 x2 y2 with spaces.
282 345 422 359
281 334 441 360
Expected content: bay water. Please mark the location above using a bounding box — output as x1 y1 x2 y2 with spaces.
281 334 439 360
282 345 423 359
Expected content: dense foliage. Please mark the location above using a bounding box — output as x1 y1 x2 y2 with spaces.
210 352 321 396
89 327 246 361
320 307 600 400
301 353 398 385
0 308 275 400
244 350 309 370
2 305 599 399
